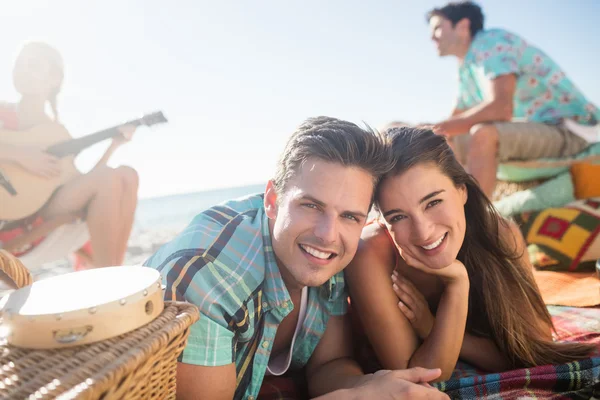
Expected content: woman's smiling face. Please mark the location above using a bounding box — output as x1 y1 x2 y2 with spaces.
378 162 468 270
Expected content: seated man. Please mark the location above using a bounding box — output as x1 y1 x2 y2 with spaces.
144 117 449 399
426 1 599 197
0 42 138 268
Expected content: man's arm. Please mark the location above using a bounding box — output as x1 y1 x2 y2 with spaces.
305 314 365 397
144 252 238 400
305 315 449 399
176 363 236 400
435 74 516 137
449 99 465 117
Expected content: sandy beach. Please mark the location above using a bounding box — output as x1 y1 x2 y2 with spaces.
0 184 268 297
0 227 182 297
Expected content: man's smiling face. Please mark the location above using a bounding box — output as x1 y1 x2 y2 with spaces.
265 157 374 291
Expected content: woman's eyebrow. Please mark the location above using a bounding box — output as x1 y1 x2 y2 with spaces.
382 190 445 217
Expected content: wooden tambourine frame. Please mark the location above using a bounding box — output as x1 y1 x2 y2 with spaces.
0 259 164 349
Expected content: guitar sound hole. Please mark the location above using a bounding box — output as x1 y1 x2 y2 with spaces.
145 301 154 315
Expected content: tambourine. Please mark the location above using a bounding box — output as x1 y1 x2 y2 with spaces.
0 265 164 349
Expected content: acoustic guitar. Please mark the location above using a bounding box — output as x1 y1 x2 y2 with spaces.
0 111 167 222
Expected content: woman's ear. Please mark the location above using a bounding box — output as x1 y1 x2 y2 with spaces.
264 180 279 219
459 183 468 206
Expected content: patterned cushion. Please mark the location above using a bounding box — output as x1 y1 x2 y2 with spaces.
514 198 600 272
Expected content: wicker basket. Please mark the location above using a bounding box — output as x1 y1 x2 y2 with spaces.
0 250 199 399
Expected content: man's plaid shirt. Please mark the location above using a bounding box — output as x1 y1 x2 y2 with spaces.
144 193 348 400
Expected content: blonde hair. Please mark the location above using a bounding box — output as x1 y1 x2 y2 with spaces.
48 87 61 122
14 41 64 121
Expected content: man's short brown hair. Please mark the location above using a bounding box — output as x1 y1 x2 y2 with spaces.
273 116 394 202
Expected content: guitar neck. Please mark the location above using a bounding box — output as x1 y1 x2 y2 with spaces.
46 118 144 158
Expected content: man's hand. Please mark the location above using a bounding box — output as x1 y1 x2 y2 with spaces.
432 119 468 138
391 271 435 340
348 368 449 399
14 146 62 178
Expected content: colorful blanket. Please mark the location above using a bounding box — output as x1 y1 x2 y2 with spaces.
434 306 600 399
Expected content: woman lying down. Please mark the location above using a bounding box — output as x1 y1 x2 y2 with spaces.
346 126 594 381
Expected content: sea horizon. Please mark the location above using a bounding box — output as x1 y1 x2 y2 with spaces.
133 182 267 232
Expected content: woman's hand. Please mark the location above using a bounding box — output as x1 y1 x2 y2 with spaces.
391 270 435 340
15 146 62 178
397 246 468 285
109 124 136 149
92 125 137 170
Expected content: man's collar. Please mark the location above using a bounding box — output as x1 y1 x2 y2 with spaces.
461 30 484 65
261 209 292 312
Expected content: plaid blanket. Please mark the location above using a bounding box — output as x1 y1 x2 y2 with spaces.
259 306 600 400
434 306 600 399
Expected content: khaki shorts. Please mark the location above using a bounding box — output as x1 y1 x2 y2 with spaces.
452 121 590 164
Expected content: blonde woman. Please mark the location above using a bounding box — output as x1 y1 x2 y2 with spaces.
0 42 138 268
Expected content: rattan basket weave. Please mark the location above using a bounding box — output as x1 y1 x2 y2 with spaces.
0 250 199 399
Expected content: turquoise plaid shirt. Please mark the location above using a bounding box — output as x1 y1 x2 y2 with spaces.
457 28 600 125
144 193 348 400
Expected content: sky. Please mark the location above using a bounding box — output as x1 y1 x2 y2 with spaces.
1 0 599 199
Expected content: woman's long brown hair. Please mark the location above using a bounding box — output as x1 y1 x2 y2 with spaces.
378 126 594 368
